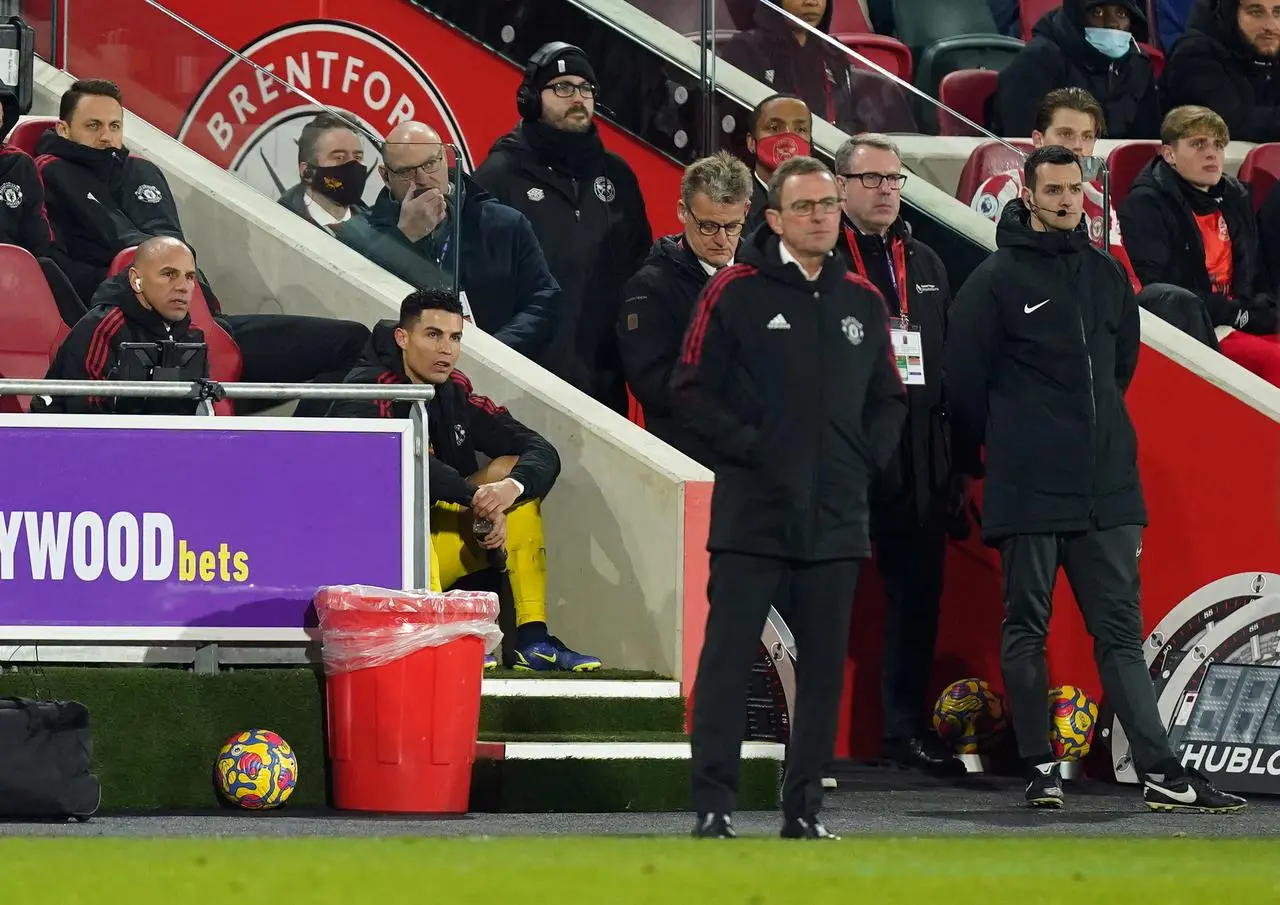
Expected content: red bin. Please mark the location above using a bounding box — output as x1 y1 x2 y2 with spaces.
314 585 501 814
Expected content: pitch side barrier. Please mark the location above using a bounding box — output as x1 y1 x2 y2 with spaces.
24 56 714 678
0 379 433 673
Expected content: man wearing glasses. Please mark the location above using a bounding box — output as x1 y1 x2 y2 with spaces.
335 120 560 366
475 43 652 415
618 151 753 466
673 156 906 840
832 134 965 778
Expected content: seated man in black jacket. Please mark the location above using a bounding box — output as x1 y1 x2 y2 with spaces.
1118 105 1280 386
335 120 560 371
35 79 370 416
329 288 600 673
618 151 752 467
41 235 206 414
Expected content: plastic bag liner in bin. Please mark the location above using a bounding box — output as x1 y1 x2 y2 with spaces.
314 585 502 675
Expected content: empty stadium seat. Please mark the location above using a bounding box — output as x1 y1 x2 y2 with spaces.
0 244 72 412
956 139 1034 202
1238 143 1280 212
835 33 914 82
915 36 1024 133
1106 140 1161 205
631 0 746 35
685 29 740 46
1019 0 1061 42
107 246 242 416
7 117 57 155
892 0 1000 54
938 69 999 136
830 0 874 32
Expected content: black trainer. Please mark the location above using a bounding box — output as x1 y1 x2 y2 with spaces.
1025 762 1064 808
692 812 737 838
780 816 840 840
1143 769 1247 813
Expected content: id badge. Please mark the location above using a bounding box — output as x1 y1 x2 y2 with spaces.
889 317 925 386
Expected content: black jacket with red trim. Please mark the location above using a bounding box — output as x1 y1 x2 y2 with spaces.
327 321 560 506
834 215 954 524
0 142 56 258
669 224 907 561
42 272 206 414
34 130 184 301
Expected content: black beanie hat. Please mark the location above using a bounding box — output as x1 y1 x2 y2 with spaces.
530 47 598 94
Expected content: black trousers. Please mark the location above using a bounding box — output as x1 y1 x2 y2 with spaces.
218 314 370 417
876 508 947 743
690 551 860 819
999 525 1174 773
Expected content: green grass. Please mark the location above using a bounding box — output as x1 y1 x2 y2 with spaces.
2 837 1278 902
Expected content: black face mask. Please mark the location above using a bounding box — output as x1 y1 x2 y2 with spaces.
307 159 369 207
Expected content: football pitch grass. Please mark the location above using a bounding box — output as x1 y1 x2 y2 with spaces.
4 837 1279 903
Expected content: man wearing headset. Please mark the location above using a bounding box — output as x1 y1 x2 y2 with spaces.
473 42 652 413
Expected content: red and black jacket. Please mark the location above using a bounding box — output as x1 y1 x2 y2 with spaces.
328 321 561 505
0 142 56 258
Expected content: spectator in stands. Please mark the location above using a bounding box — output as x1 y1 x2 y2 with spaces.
474 43 649 414
946 145 1246 815
719 0 917 135
328 288 602 673
832 134 964 778
1163 0 1280 143
1255 177 1280 293
278 110 370 233
618 152 752 466
34 79 370 415
336 120 559 366
971 88 1140 289
994 1 1161 139
1158 0 1198 48
1119 105 1280 384
0 140 86 325
742 94 812 237
41 236 206 415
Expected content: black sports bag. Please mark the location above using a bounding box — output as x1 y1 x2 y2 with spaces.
0 698 100 820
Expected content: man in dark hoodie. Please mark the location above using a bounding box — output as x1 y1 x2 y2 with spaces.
945 145 1245 814
674 156 906 841
278 110 370 233
719 0 917 134
618 151 752 466
328 287 601 673
1163 0 1280 142
832 134 964 777
336 120 559 367
993 0 1161 138
472 42 651 413
42 235 206 415
1119 105 1280 384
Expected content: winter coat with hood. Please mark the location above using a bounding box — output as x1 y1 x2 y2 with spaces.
472 123 651 412
618 235 718 467
944 200 1145 543
334 175 560 366
669 224 908 562
1163 0 1280 143
1119 156 1278 333
719 0 918 134
42 271 206 415
993 0 1161 138
0 143 55 257
328 321 561 507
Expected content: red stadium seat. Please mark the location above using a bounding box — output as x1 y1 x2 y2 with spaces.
1138 42 1165 77
6 117 57 156
1019 0 1061 41
834 33 914 82
938 69 1000 136
0 244 71 412
829 0 873 32
1238 143 1280 212
1106 140 1161 205
956 139 1034 203
107 246 242 416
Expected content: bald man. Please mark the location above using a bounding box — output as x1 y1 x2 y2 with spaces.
41 236 210 414
335 122 560 365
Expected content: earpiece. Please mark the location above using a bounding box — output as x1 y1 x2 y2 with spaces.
133 279 142 291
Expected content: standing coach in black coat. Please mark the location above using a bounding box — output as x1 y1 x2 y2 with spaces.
944 145 1244 814
672 156 907 840
832 134 964 776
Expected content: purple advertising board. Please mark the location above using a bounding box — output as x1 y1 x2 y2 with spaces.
0 416 413 640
